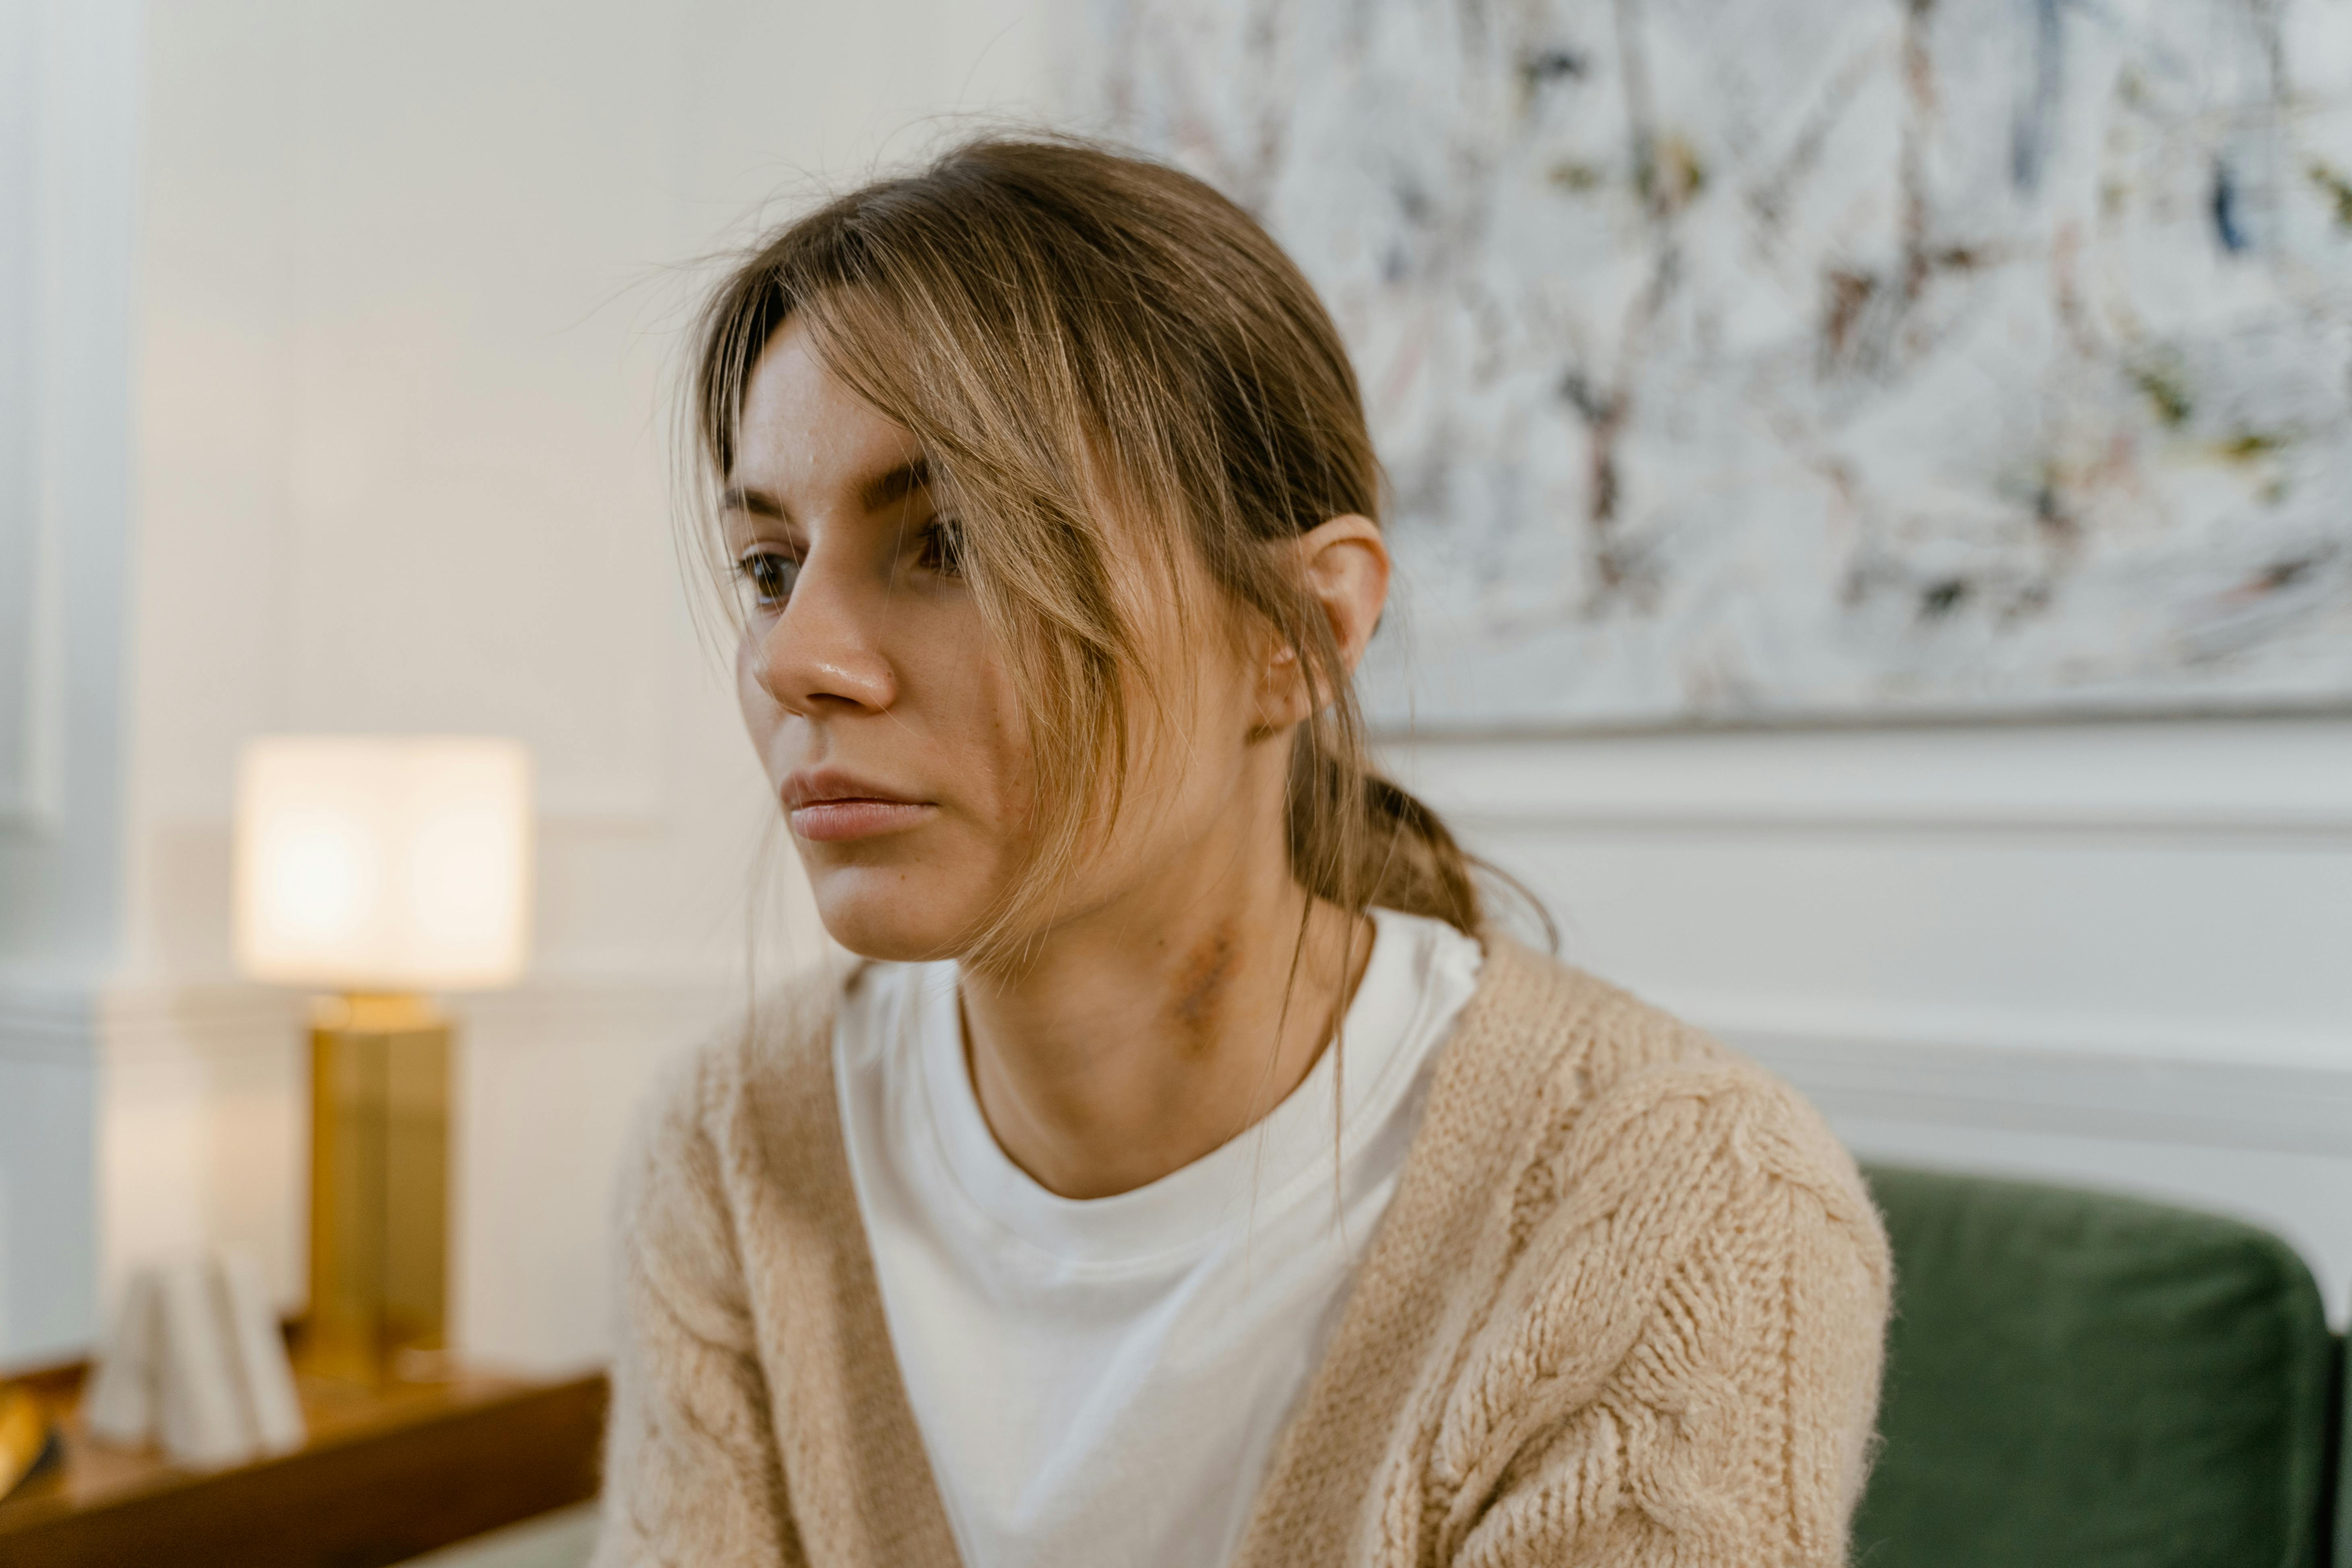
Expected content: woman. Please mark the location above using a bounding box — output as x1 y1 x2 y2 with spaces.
595 137 1888 1568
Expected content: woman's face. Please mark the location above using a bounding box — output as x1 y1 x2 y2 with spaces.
725 321 1278 963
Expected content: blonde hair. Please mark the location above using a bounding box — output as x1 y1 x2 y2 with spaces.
688 135 1492 968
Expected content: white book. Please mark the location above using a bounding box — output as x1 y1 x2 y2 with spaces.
153 1257 257 1467
211 1248 305 1454
82 1255 311 1468
81 1269 160 1448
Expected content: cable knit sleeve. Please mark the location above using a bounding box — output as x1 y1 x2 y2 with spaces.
1424 1065 1890 1568
591 1045 807 1568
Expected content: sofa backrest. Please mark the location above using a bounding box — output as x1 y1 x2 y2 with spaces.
1853 1164 2337 1568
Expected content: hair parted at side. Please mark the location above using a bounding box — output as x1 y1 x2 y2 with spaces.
687 133 1504 965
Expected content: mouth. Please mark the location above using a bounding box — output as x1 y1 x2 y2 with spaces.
783 769 937 843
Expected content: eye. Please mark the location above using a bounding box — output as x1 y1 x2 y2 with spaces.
918 516 965 580
732 548 800 609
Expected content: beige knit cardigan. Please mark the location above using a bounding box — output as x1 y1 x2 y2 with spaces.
591 936 1892 1568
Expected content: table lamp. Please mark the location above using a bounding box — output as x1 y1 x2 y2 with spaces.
233 736 533 1388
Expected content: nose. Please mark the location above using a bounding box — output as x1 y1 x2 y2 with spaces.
752 541 898 717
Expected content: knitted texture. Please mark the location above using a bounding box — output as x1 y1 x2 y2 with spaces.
592 938 1890 1568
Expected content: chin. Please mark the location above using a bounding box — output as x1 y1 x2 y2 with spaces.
807 867 985 965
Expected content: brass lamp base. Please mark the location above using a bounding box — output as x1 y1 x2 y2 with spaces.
304 993 451 1388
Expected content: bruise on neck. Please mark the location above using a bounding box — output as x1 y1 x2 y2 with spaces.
1170 922 1241 1058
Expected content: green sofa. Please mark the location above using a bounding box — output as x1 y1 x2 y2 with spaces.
1855 1166 2348 1568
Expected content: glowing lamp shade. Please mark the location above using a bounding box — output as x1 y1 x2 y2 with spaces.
235 737 533 991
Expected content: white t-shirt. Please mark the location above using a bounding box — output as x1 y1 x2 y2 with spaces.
833 906 1484 1568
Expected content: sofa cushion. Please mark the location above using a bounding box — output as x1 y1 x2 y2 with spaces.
1853 1165 2335 1568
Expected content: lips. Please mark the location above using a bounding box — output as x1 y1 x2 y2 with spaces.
783 768 936 843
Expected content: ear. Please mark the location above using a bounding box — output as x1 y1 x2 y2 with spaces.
1256 514 1390 730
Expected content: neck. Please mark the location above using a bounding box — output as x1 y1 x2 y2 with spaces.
957 844 1372 1201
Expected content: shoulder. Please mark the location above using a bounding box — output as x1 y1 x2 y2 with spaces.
1442 935 1883 1258
1374 942 1891 1563
636 953 869 1160
614 957 865 1296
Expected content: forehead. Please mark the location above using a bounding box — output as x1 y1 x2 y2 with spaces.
731 320 921 496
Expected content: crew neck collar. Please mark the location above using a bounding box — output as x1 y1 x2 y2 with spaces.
906 907 1463 1268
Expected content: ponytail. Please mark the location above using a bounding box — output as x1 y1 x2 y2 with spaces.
1287 730 1479 934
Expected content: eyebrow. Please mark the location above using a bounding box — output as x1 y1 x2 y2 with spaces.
718 485 785 520
858 457 933 514
719 458 933 524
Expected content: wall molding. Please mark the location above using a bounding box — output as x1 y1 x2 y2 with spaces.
1383 719 2352 1154
0 982 95 1064
1385 718 2352 840
21 970 2349 1155
0 970 749 1069
457 971 742 1053
1724 1024 2352 1158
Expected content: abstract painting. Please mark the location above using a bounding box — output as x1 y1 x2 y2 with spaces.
1080 0 2352 728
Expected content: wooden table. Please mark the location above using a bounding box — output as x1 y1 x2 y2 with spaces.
0 1360 607 1568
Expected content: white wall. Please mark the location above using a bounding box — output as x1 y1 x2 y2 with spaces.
1391 719 2352 1319
81 0 1053 1373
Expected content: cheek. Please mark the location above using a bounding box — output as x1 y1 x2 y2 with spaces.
914 632 1033 834
734 629 783 764
1127 647 1260 822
